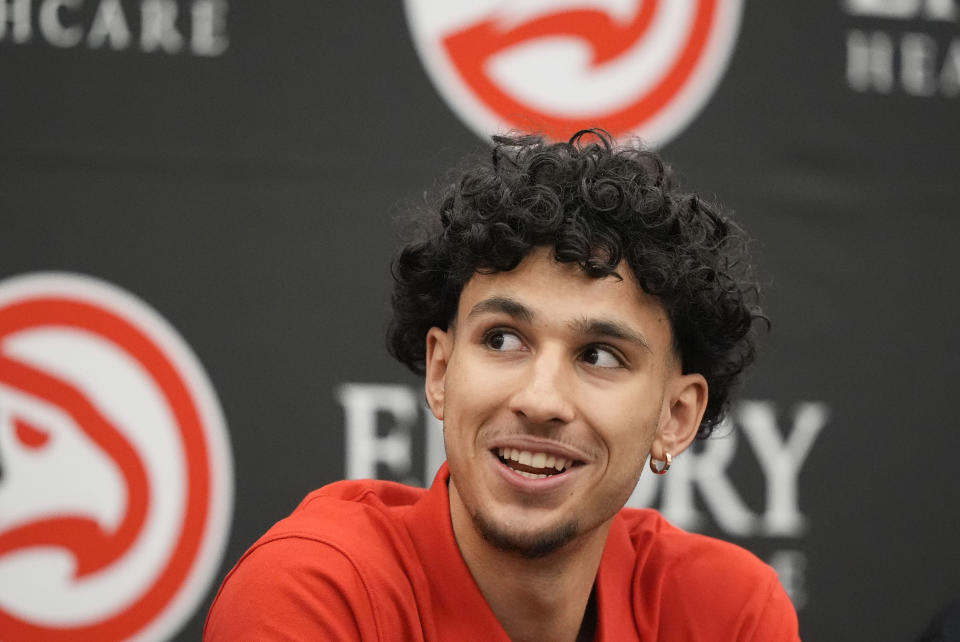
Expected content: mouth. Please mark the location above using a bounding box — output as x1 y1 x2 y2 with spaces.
494 447 583 480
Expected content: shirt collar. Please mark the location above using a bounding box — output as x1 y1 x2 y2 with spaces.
404 463 640 641
404 463 512 640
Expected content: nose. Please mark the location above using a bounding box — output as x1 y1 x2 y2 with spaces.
507 349 576 425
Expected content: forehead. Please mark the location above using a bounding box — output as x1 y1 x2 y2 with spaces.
456 248 673 346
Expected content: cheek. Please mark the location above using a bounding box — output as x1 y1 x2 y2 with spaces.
440 367 498 447
587 400 661 456
446 358 509 412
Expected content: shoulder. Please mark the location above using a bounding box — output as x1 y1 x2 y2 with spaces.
619 508 800 641
204 479 428 642
247 478 425 578
204 533 378 641
619 508 772 585
272 478 425 547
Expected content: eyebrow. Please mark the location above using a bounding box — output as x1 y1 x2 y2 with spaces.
466 296 652 353
466 296 534 323
569 318 653 353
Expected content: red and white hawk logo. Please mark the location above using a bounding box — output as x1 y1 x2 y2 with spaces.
405 0 743 145
0 273 232 641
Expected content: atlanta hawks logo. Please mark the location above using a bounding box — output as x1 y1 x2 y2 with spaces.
0 273 232 641
405 0 743 145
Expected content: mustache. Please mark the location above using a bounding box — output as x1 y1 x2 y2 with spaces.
472 424 603 461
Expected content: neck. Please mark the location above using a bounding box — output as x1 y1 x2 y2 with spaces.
449 480 611 642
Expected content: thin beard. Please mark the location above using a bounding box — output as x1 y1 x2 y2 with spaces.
472 511 579 559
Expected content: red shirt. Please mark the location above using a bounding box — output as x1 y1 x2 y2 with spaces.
205 465 800 641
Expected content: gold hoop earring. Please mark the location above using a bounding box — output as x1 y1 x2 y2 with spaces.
649 452 672 475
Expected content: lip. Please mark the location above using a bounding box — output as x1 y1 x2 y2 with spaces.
485 439 590 494
487 436 591 464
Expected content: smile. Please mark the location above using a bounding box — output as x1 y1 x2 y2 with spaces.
495 448 578 479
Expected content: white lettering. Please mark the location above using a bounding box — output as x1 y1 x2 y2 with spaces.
628 400 827 537
336 383 415 481
140 0 183 53
1 0 230 55
901 32 939 94
657 423 759 536
87 0 130 50
38 0 81 47
849 30 960 97
738 402 828 536
847 30 895 92
341 389 828 538
190 0 228 56
925 0 960 18
0 0 32 43
768 550 808 609
844 0 958 20
845 0 921 18
941 38 960 95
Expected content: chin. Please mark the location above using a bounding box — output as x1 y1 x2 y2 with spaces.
472 511 579 559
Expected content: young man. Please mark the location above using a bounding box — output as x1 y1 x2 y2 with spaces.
205 131 800 641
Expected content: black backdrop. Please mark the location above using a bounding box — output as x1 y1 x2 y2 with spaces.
1 2 959 640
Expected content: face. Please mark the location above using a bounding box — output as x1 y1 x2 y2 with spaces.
425 247 707 559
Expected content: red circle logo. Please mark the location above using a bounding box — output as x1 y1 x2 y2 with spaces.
405 0 743 145
0 273 232 641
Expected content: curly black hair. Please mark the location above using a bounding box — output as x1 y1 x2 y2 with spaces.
388 130 765 438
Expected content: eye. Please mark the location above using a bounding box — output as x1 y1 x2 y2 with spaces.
485 330 524 352
581 345 623 368
14 417 51 449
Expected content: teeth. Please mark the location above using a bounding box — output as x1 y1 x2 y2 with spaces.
497 448 572 472
512 470 550 479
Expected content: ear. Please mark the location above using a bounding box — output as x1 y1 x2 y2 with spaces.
653 373 708 459
424 326 453 421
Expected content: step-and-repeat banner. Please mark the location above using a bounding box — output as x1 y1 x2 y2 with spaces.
1 1 958 639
